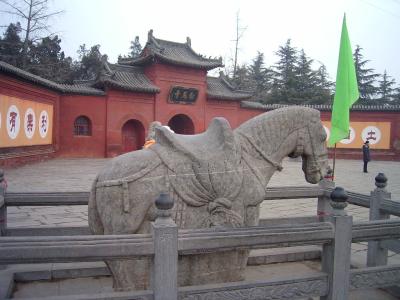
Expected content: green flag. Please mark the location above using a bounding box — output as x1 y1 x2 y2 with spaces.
329 14 359 146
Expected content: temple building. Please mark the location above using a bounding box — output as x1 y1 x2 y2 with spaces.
1 30 400 166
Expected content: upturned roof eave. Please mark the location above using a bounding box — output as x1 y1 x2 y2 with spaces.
119 53 223 70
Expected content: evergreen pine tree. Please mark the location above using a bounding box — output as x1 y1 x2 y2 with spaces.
72 44 104 81
294 49 315 102
315 64 333 90
129 36 142 58
0 22 23 66
353 45 379 104
247 52 271 101
28 35 73 82
377 70 396 105
269 39 298 104
231 64 251 91
310 64 333 104
393 87 400 105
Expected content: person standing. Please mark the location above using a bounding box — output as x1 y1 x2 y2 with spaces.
362 140 370 173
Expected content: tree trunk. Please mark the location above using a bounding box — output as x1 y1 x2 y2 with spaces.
22 0 33 69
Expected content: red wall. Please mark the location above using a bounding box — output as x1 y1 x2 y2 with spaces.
146 64 207 133
58 94 107 158
205 99 240 129
236 106 262 127
320 110 400 161
0 75 60 167
106 89 155 157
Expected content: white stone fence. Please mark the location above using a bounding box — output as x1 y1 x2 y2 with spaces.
0 171 400 299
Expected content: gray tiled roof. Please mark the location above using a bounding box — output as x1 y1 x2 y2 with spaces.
207 74 252 101
95 63 160 93
0 61 105 95
0 60 62 92
241 101 400 112
119 30 223 70
58 83 105 95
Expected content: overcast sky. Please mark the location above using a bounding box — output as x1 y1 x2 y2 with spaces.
1 0 400 82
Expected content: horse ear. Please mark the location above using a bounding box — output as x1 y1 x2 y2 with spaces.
155 127 177 148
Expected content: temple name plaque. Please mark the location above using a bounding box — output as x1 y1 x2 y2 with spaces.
168 86 198 104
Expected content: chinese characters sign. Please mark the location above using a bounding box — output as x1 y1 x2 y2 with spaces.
0 95 53 148
322 121 390 149
168 86 198 104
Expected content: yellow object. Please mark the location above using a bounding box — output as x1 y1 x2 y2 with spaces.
143 139 156 149
322 121 390 149
1 94 53 148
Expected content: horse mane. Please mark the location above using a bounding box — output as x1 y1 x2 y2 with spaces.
235 106 321 155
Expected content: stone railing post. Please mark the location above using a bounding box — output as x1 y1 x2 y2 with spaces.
317 172 335 221
321 187 352 300
0 169 6 237
151 193 178 300
367 173 390 267
0 169 7 270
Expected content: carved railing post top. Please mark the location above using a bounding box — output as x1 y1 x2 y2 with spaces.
155 193 174 211
375 173 387 188
330 186 348 212
331 187 347 203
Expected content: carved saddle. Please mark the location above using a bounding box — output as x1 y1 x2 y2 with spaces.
150 117 244 228
151 117 239 167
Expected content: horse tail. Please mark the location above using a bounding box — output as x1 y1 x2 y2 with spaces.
88 175 104 235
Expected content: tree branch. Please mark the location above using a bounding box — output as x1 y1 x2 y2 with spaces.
0 0 28 18
0 9 25 18
32 10 63 21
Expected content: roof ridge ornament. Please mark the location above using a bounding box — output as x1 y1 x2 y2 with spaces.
148 29 153 42
186 37 191 47
101 56 113 75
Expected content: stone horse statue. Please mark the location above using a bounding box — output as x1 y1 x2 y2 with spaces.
88 106 329 291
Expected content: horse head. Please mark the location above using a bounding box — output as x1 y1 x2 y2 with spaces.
288 111 329 183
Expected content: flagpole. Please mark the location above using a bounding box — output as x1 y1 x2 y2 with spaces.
332 143 337 181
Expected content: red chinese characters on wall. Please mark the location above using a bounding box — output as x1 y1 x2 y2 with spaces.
24 108 36 139
6 105 20 140
9 112 17 132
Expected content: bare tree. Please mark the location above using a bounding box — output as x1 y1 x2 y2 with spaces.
232 11 246 79
0 0 63 68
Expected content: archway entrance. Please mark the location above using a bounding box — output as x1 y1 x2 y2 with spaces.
168 114 194 134
121 119 145 152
